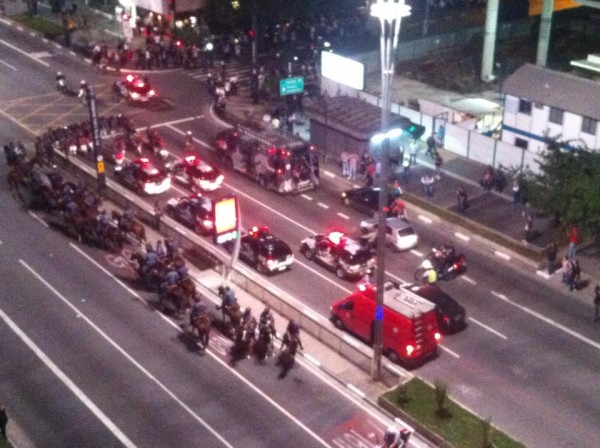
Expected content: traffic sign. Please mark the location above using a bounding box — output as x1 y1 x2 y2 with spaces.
279 77 304 96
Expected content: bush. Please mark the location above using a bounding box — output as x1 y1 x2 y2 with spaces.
13 14 64 40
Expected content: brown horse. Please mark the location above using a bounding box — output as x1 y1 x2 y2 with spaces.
254 322 276 362
160 284 191 316
179 277 196 299
112 210 146 243
190 313 212 349
220 302 242 339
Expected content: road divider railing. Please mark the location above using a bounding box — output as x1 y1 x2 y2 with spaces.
55 152 406 383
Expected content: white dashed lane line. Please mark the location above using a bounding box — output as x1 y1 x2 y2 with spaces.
337 212 350 220
317 202 329 209
300 194 313 201
460 275 476 285
469 317 508 340
418 215 432 224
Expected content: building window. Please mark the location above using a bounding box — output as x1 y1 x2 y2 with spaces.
515 138 528 150
549 107 564 125
518 99 532 115
581 117 597 135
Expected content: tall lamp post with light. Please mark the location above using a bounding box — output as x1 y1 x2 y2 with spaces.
370 0 411 382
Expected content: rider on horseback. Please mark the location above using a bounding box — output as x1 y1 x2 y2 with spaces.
259 307 274 330
119 205 135 231
189 296 208 326
142 243 159 275
155 240 166 260
282 319 303 351
160 267 180 294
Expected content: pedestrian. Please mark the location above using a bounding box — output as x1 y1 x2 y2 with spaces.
567 225 578 259
512 179 521 205
340 150 349 177
436 124 445 149
594 284 600 323
426 133 436 157
421 174 435 197
456 186 468 213
545 241 558 275
524 214 534 243
434 152 443 179
397 142 405 165
390 180 403 197
409 139 418 165
570 259 581 291
364 161 376 187
153 200 162 229
0 404 7 439
348 152 358 180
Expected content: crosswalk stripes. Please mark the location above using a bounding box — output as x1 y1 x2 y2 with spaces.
185 63 254 95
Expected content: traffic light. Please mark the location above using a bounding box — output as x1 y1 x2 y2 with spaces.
398 116 425 140
248 29 256 40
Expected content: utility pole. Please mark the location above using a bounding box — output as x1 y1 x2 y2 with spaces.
85 86 106 192
536 0 554 67
480 0 499 82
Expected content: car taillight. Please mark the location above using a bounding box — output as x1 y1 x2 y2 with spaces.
406 345 414 356
115 151 124 160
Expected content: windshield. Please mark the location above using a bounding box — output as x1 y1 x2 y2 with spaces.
341 249 372 265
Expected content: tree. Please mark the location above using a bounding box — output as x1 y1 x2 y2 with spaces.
524 143 600 239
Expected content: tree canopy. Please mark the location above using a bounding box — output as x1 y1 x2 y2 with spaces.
525 146 600 237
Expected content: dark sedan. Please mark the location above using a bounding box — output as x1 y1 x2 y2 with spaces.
341 187 394 216
165 194 214 235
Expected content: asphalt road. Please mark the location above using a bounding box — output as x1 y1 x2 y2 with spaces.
2 21 600 448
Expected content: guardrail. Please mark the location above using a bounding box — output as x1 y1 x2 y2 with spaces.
55 152 406 381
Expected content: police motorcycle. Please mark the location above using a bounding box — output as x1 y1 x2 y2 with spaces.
414 243 466 282
56 72 67 94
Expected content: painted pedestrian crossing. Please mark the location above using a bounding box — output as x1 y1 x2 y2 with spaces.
185 64 254 95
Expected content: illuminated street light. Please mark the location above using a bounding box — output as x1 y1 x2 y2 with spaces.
370 0 411 382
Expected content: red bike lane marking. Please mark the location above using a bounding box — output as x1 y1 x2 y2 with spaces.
322 414 384 447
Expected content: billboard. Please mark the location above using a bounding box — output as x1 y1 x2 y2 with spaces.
213 195 239 245
321 51 365 91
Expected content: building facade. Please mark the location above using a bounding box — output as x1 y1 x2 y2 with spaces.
501 63 600 152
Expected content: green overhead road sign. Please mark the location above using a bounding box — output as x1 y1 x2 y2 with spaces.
279 77 304 96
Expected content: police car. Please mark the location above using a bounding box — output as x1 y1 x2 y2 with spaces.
114 157 171 195
227 226 294 275
166 155 224 193
300 231 375 280
165 194 215 235
113 74 156 103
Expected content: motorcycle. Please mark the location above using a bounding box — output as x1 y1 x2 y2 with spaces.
414 254 467 282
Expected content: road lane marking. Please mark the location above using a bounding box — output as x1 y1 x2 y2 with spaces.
494 250 511 261
337 212 350 220
317 202 329 209
300 194 313 201
536 270 551 279
0 38 50 67
410 249 423 257
0 109 39 135
28 211 49 228
439 345 460 358
0 58 17 70
323 170 335 178
460 275 476 285
0 305 138 448
418 215 432 224
490 289 600 351
20 258 235 448
347 384 366 399
468 317 507 340
455 232 470 242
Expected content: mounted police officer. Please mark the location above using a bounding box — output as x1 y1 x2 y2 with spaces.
160 267 180 294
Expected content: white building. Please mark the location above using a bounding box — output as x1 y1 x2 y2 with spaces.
501 63 600 152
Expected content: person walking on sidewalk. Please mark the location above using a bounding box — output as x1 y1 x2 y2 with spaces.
544 241 558 275
340 150 349 178
561 256 572 284
421 174 435 197
0 404 7 439
434 153 443 179
348 152 358 180
568 225 579 259
426 133 436 158
409 139 418 165
456 186 468 213
524 214 534 243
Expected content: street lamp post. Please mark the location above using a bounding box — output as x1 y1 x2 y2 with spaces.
370 0 411 382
